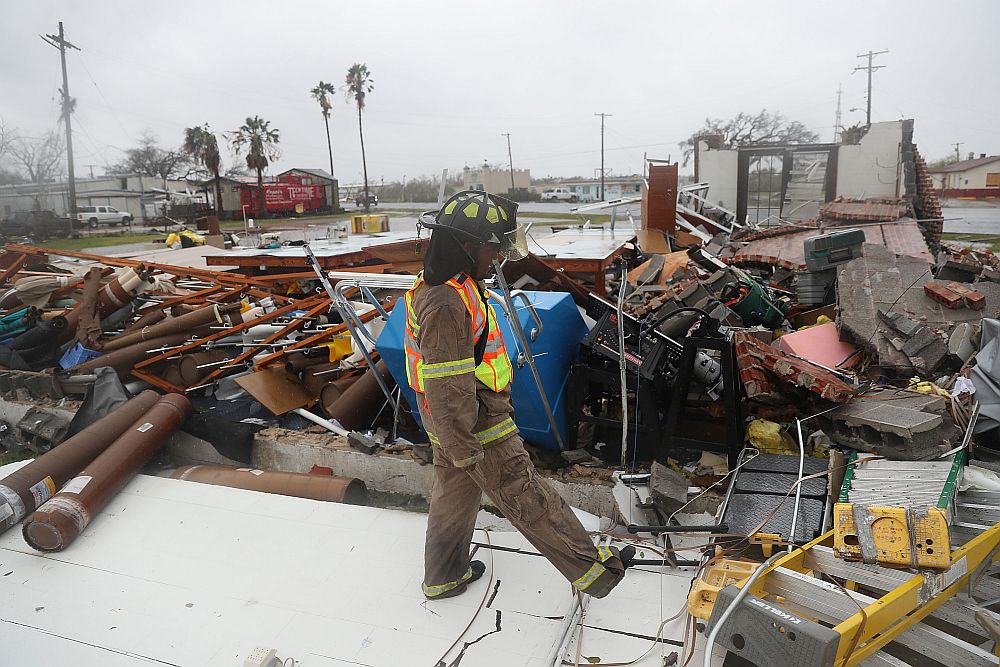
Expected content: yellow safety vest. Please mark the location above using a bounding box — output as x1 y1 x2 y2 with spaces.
404 273 513 393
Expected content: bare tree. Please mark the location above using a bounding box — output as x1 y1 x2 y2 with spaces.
110 131 192 187
679 110 820 166
8 130 66 183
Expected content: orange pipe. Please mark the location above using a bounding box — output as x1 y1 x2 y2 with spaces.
171 465 367 505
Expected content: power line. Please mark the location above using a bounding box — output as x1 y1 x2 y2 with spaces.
40 21 80 221
853 49 888 126
833 84 843 143
500 132 515 193
594 112 612 200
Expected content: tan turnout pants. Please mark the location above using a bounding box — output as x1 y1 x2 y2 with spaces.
423 435 626 599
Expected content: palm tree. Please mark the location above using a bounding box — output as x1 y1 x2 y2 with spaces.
183 124 224 218
310 81 337 180
344 63 374 212
229 116 280 218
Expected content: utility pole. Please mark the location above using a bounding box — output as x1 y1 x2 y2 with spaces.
501 132 515 194
833 84 843 143
85 164 96 179
853 49 888 126
952 142 964 162
41 22 80 224
594 112 612 200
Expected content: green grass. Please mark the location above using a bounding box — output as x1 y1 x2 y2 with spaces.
941 232 1000 251
0 449 33 466
37 232 162 252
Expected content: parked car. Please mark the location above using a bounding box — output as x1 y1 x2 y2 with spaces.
77 205 133 228
0 210 76 240
540 187 578 203
354 192 379 208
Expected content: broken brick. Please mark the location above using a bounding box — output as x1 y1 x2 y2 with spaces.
734 332 856 404
946 282 986 310
923 281 964 309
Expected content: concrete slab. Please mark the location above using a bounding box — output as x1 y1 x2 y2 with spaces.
837 244 1000 371
0 474 684 666
841 403 943 437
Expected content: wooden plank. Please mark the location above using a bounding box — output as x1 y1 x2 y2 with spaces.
634 229 670 254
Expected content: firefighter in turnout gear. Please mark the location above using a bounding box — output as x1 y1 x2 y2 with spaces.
407 190 633 600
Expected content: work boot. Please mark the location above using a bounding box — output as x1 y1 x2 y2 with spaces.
619 545 637 569
425 560 487 600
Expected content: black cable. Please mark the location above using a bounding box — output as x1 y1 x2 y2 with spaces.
643 306 712 332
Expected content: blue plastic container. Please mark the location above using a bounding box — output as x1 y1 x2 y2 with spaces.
377 290 588 451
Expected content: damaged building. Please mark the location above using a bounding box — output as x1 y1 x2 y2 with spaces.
0 118 998 667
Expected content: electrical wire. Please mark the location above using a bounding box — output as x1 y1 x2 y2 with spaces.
665 448 761 527
431 528 496 667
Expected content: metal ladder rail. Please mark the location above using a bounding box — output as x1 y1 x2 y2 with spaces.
729 522 1000 666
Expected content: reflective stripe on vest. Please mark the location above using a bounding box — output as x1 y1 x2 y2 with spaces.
404 273 513 393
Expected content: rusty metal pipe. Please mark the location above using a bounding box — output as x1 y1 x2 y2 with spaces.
161 350 230 387
285 351 329 373
69 332 193 378
0 390 161 534
121 308 166 335
300 362 342 396
59 267 153 342
102 304 223 352
318 375 360 413
22 393 192 552
322 360 395 431
170 465 367 505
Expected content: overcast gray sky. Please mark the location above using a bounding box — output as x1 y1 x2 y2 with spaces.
2 0 998 185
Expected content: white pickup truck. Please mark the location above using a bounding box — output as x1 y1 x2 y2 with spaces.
540 187 579 203
77 205 133 228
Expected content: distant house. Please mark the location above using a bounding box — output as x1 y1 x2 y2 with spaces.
534 175 644 202
0 175 192 221
276 168 341 213
928 155 1000 199
463 164 530 194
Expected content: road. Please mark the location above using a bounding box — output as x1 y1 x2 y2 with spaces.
941 207 1000 234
